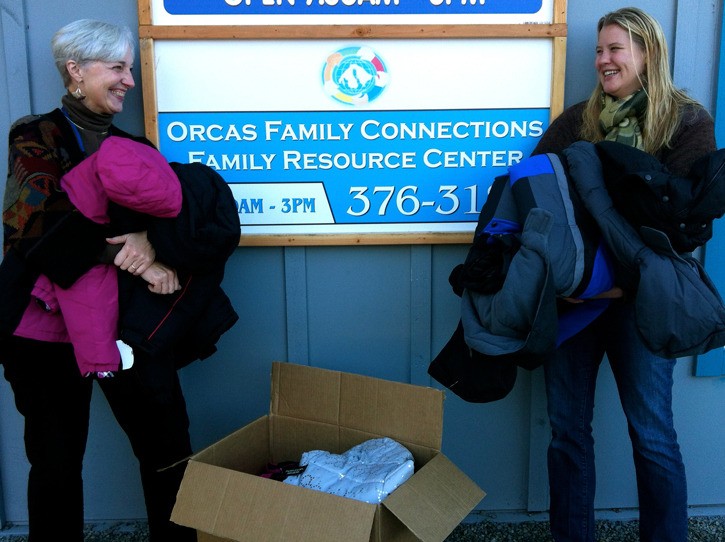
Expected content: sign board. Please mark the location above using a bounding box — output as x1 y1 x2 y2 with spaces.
138 0 567 245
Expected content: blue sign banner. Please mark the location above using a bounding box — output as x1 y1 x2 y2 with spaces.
158 108 548 229
163 0 543 16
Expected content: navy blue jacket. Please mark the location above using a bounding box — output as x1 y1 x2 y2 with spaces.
457 141 725 363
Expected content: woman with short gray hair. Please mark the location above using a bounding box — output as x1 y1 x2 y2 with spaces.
1 19 196 542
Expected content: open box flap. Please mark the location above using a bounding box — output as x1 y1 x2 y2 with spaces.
381 454 485 542
172 460 377 542
271 361 444 450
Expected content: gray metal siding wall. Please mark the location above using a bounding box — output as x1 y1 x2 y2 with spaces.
0 0 723 527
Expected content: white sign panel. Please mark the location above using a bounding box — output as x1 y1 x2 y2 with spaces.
154 39 552 235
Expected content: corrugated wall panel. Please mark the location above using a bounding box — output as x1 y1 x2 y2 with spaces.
0 0 723 528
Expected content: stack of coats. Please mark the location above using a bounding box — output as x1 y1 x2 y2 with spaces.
429 140 725 402
1 135 241 371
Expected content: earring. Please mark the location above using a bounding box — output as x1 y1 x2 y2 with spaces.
71 83 85 100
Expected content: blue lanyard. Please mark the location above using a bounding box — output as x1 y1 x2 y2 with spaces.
61 106 86 154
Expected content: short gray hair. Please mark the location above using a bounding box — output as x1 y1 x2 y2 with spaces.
52 19 135 87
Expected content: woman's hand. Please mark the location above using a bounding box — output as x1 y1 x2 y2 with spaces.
106 231 155 275
140 262 181 294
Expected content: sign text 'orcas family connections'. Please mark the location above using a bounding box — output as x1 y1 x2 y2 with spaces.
158 109 548 234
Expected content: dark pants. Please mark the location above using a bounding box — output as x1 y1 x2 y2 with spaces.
0 336 197 542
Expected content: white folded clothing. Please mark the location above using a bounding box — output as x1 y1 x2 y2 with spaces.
283 437 414 504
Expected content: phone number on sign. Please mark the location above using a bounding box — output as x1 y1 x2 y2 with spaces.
346 184 482 217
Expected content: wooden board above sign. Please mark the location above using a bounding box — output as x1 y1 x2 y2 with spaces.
137 0 567 246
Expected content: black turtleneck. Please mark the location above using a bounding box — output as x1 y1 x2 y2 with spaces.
61 93 123 264
61 93 114 155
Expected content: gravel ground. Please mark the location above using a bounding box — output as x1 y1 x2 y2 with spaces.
444 516 725 541
0 516 722 540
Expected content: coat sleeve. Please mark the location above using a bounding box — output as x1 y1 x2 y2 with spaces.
5 114 110 288
146 162 240 274
531 102 586 156
657 105 716 177
462 207 558 360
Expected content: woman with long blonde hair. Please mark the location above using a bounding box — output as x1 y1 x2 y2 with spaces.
532 7 716 542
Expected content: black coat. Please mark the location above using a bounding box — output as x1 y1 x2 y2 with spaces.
594 140 725 253
564 141 725 359
118 162 241 368
430 140 725 402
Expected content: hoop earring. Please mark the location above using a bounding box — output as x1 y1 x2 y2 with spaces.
71 84 85 100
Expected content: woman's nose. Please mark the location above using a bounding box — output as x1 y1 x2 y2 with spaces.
123 70 135 88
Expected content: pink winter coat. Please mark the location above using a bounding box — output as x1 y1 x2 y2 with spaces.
13 137 182 375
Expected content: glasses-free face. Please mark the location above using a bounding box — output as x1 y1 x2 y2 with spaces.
67 47 135 115
595 24 646 100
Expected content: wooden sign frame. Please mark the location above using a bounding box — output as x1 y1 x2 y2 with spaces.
137 0 567 246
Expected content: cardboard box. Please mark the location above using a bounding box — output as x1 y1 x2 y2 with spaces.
171 361 485 542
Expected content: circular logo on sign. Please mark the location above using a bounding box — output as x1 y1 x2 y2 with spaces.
322 46 389 106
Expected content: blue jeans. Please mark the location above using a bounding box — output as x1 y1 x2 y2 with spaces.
544 301 687 542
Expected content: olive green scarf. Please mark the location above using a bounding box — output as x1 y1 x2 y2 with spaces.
599 90 647 150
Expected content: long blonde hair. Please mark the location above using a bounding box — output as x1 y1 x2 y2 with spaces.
580 7 698 154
